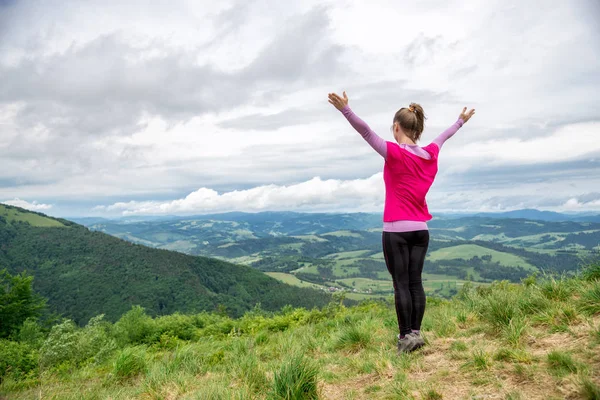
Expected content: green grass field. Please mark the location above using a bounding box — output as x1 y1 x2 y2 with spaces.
322 230 363 238
6 273 598 399
337 277 392 292
428 244 537 270
0 204 65 228
265 272 324 289
324 250 372 260
290 234 328 242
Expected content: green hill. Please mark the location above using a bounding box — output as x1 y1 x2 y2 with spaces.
1 265 599 399
0 204 333 324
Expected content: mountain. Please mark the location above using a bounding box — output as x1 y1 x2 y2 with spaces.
80 211 600 256
443 208 600 222
74 210 598 302
0 204 333 324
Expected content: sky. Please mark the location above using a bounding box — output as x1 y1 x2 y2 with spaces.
0 0 599 217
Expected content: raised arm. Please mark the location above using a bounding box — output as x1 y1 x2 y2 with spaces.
432 107 475 150
432 119 464 149
328 91 387 159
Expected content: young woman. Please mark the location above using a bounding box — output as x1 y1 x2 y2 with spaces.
328 91 475 353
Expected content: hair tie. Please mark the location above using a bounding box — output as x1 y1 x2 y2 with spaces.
408 105 416 113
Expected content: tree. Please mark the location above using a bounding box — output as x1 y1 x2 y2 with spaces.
0 269 46 338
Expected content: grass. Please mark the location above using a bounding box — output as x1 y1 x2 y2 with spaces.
462 349 492 371
322 230 363 238
333 325 372 352
271 354 319 400
112 346 148 380
581 261 600 282
2 272 600 399
547 350 579 376
265 272 324 289
578 281 600 315
0 204 65 228
580 376 600 400
427 244 536 270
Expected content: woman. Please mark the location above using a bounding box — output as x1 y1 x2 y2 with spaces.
328 91 475 353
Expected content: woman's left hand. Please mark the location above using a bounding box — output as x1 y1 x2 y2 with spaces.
328 91 349 111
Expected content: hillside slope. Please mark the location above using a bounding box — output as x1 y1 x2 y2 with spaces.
0 204 333 323
1 269 599 399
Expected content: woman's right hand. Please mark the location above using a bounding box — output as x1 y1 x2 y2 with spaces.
459 107 476 123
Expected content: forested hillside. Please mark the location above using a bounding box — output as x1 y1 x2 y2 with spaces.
0 205 333 324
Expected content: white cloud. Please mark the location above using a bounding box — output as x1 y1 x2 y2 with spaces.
563 198 600 211
99 170 600 216
98 174 385 215
2 198 53 211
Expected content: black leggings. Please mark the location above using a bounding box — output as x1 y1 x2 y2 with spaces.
382 230 429 336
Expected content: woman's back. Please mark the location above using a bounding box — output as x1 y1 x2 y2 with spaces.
383 141 440 222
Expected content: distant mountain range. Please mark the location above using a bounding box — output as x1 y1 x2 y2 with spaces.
71 208 600 225
449 209 600 223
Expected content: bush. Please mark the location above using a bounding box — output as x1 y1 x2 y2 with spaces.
113 306 156 345
39 320 80 368
39 315 116 369
153 313 198 340
0 339 38 380
17 318 44 348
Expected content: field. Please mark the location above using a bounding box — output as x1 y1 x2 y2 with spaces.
265 272 323 289
428 244 537 271
3 272 599 399
0 204 65 228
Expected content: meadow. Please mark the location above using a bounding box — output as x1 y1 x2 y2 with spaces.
2 264 599 399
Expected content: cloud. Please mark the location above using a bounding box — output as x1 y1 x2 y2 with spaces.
99 169 600 216
2 198 53 211
98 174 384 215
562 193 600 211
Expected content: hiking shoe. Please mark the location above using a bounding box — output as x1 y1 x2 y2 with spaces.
397 335 417 354
407 332 425 350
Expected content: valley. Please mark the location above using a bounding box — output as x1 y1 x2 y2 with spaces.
79 211 600 301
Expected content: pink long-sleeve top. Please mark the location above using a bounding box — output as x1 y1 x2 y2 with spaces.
340 105 464 232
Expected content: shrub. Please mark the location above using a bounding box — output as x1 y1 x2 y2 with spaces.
153 313 197 340
113 306 156 345
39 320 80 368
17 318 44 348
0 339 38 379
39 315 116 369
